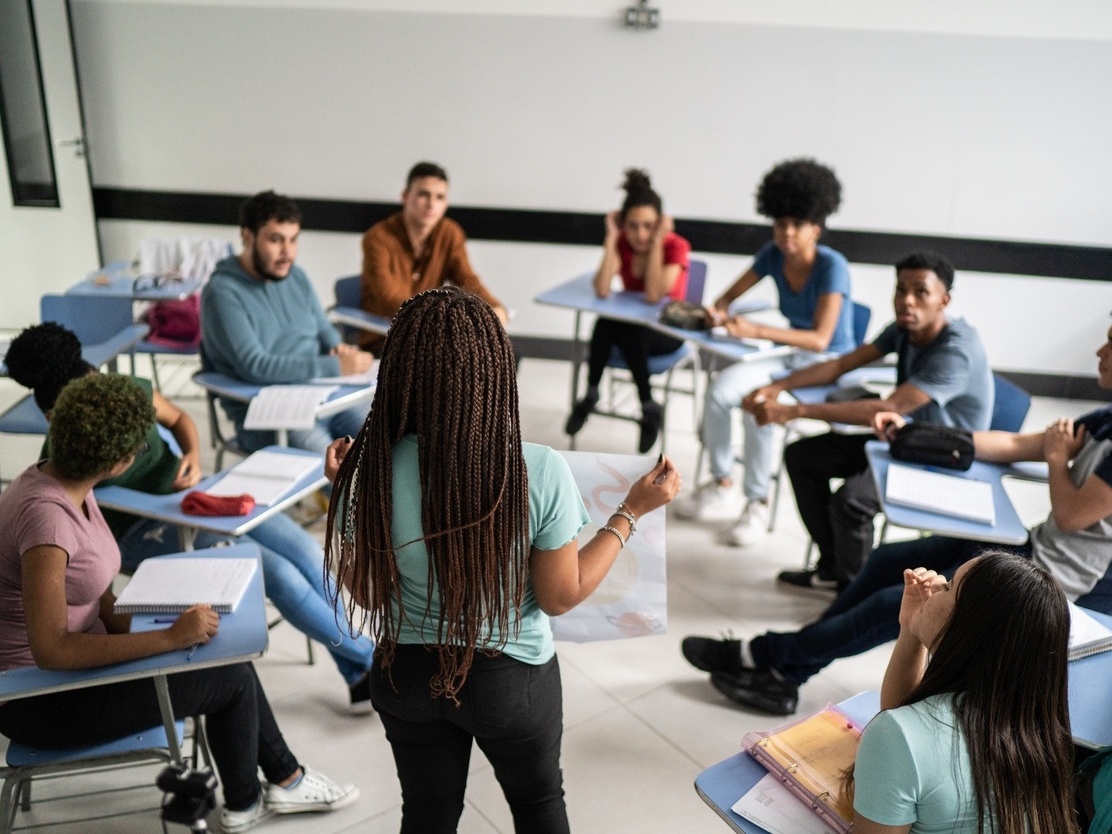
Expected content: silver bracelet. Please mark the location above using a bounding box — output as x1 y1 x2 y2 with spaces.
600 525 626 548
610 509 637 537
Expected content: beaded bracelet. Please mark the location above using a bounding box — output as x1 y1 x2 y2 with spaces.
610 509 637 536
600 525 627 548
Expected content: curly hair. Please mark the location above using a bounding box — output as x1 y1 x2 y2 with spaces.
619 168 663 220
325 287 529 702
49 374 154 481
755 158 842 225
4 322 94 413
896 250 955 291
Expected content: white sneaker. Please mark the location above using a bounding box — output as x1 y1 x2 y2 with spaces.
220 798 273 833
676 483 743 522
727 500 770 547
266 768 359 815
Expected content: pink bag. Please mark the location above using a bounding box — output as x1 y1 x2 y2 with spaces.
145 294 201 348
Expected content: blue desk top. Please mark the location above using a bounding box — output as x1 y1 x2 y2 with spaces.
1069 608 1112 749
695 691 880 833
865 441 1029 545
68 261 202 300
0 543 267 701
328 306 392 336
192 371 375 419
534 274 789 364
94 446 326 538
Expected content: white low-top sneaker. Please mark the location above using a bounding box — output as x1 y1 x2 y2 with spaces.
266 768 359 815
726 500 770 546
676 483 743 522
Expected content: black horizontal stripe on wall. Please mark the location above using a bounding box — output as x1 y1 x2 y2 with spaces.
93 187 1112 281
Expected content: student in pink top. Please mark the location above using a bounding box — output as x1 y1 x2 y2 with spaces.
0 374 356 833
563 169 691 453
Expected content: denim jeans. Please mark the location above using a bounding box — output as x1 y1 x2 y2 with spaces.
0 662 297 812
702 350 829 499
119 512 374 685
372 645 568 834
750 536 1015 684
235 402 371 455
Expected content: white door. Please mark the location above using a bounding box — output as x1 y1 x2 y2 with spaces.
0 0 99 330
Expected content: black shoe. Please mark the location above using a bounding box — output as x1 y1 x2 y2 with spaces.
710 669 799 716
681 636 745 674
565 398 596 436
348 672 374 716
776 569 841 595
638 400 662 454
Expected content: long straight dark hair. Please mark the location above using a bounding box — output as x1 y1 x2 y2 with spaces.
906 552 1076 833
324 288 530 701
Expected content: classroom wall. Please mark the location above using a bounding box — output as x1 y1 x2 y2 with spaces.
68 0 1112 385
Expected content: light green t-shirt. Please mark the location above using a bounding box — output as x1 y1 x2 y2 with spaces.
854 693 983 832
389 437 588 664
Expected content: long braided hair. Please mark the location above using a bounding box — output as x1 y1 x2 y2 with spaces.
324 287 530 701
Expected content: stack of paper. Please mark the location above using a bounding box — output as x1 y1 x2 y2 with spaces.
114 558 257 614
243 385 338 430
1069 602 1112 661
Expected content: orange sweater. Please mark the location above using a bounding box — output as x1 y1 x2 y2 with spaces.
360 213 502 319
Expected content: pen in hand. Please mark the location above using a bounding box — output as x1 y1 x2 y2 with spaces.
654 453 670 485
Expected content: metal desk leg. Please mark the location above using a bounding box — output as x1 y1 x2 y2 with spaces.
153 674 185 767
568 311 584 450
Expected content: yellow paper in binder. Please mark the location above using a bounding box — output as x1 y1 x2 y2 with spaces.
743 706 861 832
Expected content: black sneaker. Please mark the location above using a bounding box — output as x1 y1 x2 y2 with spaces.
776 568 841 595
710 669 799 716
681 636 745 674
348 672 374 716
638 400 663 454
564 398 596 436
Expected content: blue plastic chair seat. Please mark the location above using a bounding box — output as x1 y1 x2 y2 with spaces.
6 721 184 767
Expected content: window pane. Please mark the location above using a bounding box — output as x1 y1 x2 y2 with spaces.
0 0 59 207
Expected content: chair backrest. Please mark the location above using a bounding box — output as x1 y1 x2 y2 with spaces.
334 275 361 309
40 295 134 347
990 373 1031 432
851 301 871 346
685 260 708 305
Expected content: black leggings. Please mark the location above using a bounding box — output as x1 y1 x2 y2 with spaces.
586 318 683 403
371 645 569 834
0 662 298 811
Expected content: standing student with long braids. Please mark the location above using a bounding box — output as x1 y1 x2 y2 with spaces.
564 168 691 453
324 287 681 834
850 552 1076 833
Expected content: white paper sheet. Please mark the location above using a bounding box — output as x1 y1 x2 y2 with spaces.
243 385 337 430
732 774 839 834
884 462 995 525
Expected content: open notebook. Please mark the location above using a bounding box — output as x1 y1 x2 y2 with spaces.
884 462 996 525
114 557 257 614
205 449 320 506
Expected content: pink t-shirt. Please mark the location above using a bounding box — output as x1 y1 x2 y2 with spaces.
617 231 691 301
0 464 118 671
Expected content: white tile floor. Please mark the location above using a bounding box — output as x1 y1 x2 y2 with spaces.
0 355 1101 833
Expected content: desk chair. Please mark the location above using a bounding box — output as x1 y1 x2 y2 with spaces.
194 345 247 472
764 301 874 532
40 295 148 375
0 718 208 833
332 275 362 344
572 260 707 454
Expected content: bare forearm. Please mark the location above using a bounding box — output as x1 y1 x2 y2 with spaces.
33 629 180 671
593 245 621 297
972 430 1044 463
641 239 671 302
744 322 832 352
880 631 927 710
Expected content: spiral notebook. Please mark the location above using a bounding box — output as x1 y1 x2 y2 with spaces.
1069 602 1112 662
113 558 257 614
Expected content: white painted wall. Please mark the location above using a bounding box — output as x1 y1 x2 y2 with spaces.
66 1 1112 378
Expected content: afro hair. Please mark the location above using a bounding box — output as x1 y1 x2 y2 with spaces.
755 158 842 225
4 322 93 413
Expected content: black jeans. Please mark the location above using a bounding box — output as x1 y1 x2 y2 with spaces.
0 662 298 811
784 432 878 585
371 645 568 834
586 318 683 403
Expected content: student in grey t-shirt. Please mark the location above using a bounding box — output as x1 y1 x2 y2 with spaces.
737 251 993 589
